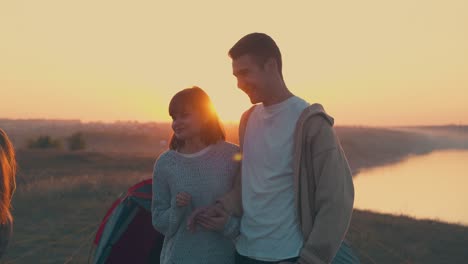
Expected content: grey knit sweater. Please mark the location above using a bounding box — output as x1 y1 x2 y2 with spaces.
151 141 240 264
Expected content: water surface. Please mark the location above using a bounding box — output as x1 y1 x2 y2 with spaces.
354 150 468 226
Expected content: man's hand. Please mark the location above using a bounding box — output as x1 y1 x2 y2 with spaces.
187 203 229 232
175 192 191 207
196 205 230 231
187 206 209 232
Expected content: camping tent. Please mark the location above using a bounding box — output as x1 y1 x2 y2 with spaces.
90 179 163 264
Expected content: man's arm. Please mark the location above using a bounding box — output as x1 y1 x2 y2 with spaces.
216 171 242 216
216 106 255 216
298 121 355 264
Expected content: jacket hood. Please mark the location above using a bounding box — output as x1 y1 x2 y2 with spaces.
299 103 334 126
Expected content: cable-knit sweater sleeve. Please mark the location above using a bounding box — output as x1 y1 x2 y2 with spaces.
151 158 189 238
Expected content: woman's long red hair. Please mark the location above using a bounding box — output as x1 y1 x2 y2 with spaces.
0 129 17 224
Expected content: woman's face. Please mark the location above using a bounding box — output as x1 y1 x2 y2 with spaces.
170 106 204 141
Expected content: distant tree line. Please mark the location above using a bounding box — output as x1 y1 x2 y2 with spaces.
27 132 86 151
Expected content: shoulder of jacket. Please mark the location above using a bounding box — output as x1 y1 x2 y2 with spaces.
300 103 334 126
218 141 240 152
297 104 333 135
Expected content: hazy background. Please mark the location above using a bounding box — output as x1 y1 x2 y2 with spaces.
1 0 468 126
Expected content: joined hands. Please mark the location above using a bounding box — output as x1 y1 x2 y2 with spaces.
187 203 229 232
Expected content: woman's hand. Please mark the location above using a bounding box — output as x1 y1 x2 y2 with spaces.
176 192 191 207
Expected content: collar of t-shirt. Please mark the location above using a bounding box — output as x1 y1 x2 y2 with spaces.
259 96 299 118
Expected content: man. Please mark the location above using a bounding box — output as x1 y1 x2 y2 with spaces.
193 33 356 264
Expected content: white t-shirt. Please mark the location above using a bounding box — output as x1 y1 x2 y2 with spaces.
236 96 310 261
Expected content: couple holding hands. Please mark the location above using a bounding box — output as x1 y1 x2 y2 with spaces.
151 33 358 264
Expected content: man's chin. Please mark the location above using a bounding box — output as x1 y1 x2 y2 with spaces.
248 96 260 104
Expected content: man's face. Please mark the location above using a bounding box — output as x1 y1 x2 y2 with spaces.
232 54 269 104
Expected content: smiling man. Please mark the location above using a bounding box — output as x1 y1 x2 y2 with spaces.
194 33 357 264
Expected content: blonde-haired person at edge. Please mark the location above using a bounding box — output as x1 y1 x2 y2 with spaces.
189 33 360 264
0 129 17 259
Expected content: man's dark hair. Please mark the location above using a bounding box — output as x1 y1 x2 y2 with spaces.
228 33 283 78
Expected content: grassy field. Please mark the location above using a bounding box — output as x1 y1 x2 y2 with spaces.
1 123 468 263
3 151 155 264
348 210 468 264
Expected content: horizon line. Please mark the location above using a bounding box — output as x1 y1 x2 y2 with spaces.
1 117 467 128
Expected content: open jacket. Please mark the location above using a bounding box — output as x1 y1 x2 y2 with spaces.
219 103 354 264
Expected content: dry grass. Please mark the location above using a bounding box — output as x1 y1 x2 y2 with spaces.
2 150 157 264
1 124 467 263
347 210 468 264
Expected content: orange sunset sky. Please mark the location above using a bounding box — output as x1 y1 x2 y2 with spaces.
1 0 467 126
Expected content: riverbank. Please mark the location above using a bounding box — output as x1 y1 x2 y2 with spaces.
348 210 468 264
336 126 468 173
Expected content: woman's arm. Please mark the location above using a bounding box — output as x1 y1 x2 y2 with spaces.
151 160 189 238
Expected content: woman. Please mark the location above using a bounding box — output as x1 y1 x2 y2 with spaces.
151 86 240 264
0 129 17 259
